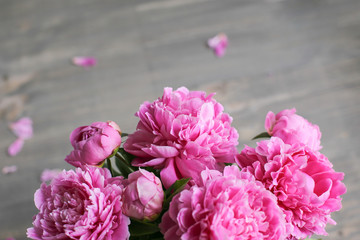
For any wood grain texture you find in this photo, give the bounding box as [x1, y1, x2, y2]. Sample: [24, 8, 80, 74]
[0, 0, 359, 239]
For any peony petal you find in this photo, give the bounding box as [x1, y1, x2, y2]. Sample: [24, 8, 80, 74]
[9, 117, 33, 139]
[132, 157, 166, 167]
[72, 56, 97, 67]
[142, 144, 179, 158]
[265, 111, 276, 133]
[207, 33, 228, 57]
[160, 158, 181, 188]
[8, 138, 24, 156]
[2, 165, 18, 174]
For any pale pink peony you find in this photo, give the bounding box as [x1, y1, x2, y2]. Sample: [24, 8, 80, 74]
[122, 169, 164, 221]
[236, 137, 346, 239]
[124, 87, 239, 188]
[65, 121, 121, 167]
[265, 108, 322, 151]
[27, 166, 130, 240]
[159, 165, 288, 240]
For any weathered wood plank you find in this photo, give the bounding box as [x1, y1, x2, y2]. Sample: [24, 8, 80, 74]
[0, 0, 359, 239]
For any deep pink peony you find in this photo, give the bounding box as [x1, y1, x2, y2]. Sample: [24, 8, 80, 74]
[159, 165, 288, 240]
[65, 121, 121, 167]
[236, 137, 346, 239]
[122, 169, 164, 221]
[124, 87, 239, 188]
[27, 166, 130, 240]
[265, 108, 322, 151]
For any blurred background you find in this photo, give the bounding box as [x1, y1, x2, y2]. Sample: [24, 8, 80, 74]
[1, 0, 359, 239]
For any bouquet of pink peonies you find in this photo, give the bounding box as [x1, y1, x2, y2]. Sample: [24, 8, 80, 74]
[27, 87, 346, 240]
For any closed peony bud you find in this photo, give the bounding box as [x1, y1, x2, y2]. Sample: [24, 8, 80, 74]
[65, 121, 121, 167]
[122, 169, 164, 221]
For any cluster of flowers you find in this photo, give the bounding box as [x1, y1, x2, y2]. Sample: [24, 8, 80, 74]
[27, 87, 346, 240]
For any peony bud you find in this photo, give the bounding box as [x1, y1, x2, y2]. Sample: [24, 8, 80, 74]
[107, 120, 121, 134]
[265, 108, 322, 151]
[65, 121, 121, 167]
[122, 169, 164, 221]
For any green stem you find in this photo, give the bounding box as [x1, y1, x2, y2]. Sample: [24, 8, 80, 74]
[107, 158, 114, 176]
[115, 152, 123, 161]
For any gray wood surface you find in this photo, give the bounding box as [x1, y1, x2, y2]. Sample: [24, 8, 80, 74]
[1, 0, 359, 239]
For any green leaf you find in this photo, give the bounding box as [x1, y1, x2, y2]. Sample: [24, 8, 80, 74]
[106, 158, 114, 176]
[144, 167, 161, 177]
[224, 163, 234, 166]
[121, 132, 129, 137]
[102, 160, 109, 169]
[163, 178, 190, 210]
[106, 158, 122, 177]
[251, 131, 271, 140]
[115, 155, 135, 178]
[129, 218, 160, 237]
[117, 148, 135, 165]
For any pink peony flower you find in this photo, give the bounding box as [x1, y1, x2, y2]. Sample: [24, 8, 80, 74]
[122, 169, 164, 221]
[65, 121, 121, 167]
[27, 166, 130, 240]
[265, 108, 321, 150]
[236, 137, 346, 239]
[124, 87, 239, 188]
[207, 33, 228, 57]
[159, 165, 288, 240]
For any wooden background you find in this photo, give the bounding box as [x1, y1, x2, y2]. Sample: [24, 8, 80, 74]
[0, 0, 359, 239]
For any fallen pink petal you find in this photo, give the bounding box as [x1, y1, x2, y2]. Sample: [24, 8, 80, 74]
[72, 56, 97, 67]
[40, 168, 62, 182]
[9, 117, 33, 140]
[8, 138, 25, 156]
[2, 165, 18, 174]
[207, 33, 228, 57]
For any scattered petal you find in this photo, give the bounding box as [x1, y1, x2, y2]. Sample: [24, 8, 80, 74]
[40, 169, 62, 182]
[72, 56, 97, 68]
[2, 165, 18, 174]
[9, 117, 33, 139]
[207, 33, 228, 57]
[8, 138, 25, 156]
